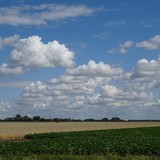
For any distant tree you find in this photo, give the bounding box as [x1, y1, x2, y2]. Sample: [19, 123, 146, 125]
[33, 116, 41, 121]
[110, 117, 121, 122]
[40, 118, 45, 121]
[84, 119, 95, 122]
[53, 118, 60, 123]
[101, 118, 108, 122]
[14, 114, 22, 121]
[22, 115, 31, 121]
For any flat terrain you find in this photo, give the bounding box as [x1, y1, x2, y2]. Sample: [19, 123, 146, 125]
[1, 127, 160, 157]
[0, 122, 160, 140]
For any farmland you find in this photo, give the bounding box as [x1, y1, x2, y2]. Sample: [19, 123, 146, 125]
[0, 126, 160, 159]
[0, 122, 160, 140]
[0, 123, 160, 159]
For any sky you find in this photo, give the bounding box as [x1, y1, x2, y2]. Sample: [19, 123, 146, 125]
[0, 0, 160, 120]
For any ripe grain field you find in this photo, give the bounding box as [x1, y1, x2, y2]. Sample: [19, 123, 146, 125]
[0, 122, 160, 140]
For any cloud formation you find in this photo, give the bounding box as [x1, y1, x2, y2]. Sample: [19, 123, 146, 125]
[0, 35, 75, 76]
[13, 57, 160, 119]
[0, 63, 23, 76]
[0, 35, 20, 50]
[108, 40, 133, 54]
[131, 59, 160, 79]
[1, 34, 160, 119]
[0, 102, 11, 112]
[136, 35, 160, 50]
[66, 60, 123, 77]
[108, 35, 160, 54]
[11, 36, 75, 68]
[119, 40, 133, 54]
[0, 4, 95, 26]
[15, 60, 123, 114]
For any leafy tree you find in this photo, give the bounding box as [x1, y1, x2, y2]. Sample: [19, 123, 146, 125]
[22, 115, 31, 121]
[110, 117, 121, 122]
[33, 116, 41, 121]
[101, 118, 108, 121]
[14, 114, 22, 121]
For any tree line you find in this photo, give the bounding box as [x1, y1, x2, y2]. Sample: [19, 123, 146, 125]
[0, 114, 159, 122]
[0, 114, 125, 122]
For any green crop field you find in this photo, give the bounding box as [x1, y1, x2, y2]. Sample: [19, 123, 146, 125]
[0, 126, 160, 159]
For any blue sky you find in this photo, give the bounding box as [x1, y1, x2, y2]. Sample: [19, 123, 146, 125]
[0, 0, 160, 120]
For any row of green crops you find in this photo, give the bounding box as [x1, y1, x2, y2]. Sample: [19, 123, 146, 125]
[0, 126, 160, 156]
[1, 155, 160, 160]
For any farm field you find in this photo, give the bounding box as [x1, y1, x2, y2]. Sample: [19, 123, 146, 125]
[0, 126, 160, 158]
[0, 122, 160, 140]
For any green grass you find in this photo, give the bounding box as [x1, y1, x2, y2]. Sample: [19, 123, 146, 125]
[0, 155, 160, 160]
[0, 127, 160, 156]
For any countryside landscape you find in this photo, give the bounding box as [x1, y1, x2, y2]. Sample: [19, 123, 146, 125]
[0, 121, 160, 160]
[0, 115, 160, 159]
[0, 0, 160, 159]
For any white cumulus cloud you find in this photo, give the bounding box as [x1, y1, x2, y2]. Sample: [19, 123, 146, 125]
[101, 85, 119, 97]
[0, 35, 75, 76]
[13, 57, 160, 119]
[119, 40, 133, 54]
[136, 35, 160, 50]
[66, 60, 123, 77]
[0, 63, 23, 76]
[108, 40, 133, 54]
[11, 36, 75, 68]
[131, 59, 160, 79]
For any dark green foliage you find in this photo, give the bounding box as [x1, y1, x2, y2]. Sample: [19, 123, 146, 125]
[0, 127, 160, 156]
[1, 155, 160, 160]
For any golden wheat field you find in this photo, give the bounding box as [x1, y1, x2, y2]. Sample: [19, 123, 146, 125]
[0, 122, 160, 140]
